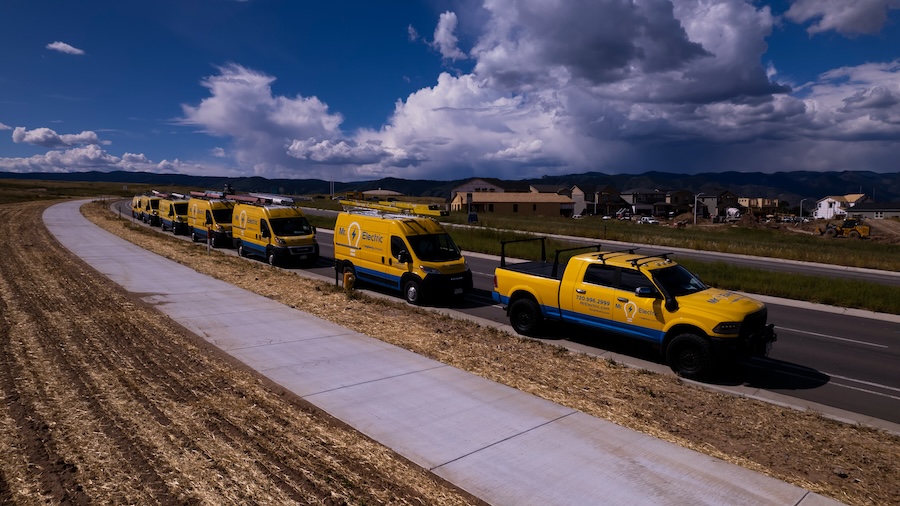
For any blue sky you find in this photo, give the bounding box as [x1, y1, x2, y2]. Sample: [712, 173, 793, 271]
[2, 1, 899, 182]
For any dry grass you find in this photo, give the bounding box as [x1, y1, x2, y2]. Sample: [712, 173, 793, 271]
[81, 201, 900, 506]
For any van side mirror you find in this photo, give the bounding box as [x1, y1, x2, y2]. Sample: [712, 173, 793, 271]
[397, 251, 411, 263]
[205, 218, 212, 226]
[261, 229, 270, 238]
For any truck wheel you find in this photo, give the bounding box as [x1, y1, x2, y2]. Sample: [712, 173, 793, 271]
[824, 228, 837, 238]
[509, 299, 542, 336]
[848, 230, 860, 239]
[404, 279, 422, 305]
[267, 249, 277, 266]
[666, 333, 712, 380]
[191, 231, 199, 242]
[237, 242, 246, 257]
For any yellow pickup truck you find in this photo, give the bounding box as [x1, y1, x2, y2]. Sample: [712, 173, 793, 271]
[492, 238, 776, 379]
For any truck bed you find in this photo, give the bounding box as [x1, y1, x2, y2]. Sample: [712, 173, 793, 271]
[499, 261, 565, 281]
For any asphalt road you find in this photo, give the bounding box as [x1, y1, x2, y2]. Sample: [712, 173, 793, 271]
[113, 202, 900, 428]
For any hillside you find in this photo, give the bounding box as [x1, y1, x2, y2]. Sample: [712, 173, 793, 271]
[3, 170, 899, 206]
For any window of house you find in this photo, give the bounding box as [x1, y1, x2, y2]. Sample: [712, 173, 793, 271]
[513, 204, 519, 212]
[488, 204, 494, 212]
[875, 211, 884, 219]
[533, 204, 537, 211]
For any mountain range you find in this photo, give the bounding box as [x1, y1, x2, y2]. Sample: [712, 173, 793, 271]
[3, 170, 899, 208]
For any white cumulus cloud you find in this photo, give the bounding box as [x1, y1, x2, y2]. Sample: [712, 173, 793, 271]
[12, 127, 104, 148]
[432, 11, 467, 60]
[46, 41, 85, 55]
[785, 0, 900, 36]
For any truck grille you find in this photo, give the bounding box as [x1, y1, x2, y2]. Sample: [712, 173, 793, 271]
[739, 308, 767, 339]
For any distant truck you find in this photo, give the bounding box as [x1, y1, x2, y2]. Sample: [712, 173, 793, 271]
[492, 238, 776, 379]
[187, 192, 235, 248]
[231, 201, 318, 266]
[158, 196, 190, 235]
[333, 210, 472, 304]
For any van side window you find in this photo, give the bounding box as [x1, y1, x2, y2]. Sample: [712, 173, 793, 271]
[205, 210, 212, 225]
[260, 220, 270, 237]
[583, 264, 616, 287]
[390, 236, 407, 258]
[619, 269, 653, 291]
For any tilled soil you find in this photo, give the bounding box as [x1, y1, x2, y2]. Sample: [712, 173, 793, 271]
[0, 200, 482, 505]
[2, 199, 899, 505]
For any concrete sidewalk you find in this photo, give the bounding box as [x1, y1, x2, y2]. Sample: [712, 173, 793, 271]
[45, 200, 842, 506]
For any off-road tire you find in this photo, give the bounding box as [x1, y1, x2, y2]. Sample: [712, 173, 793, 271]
[509, 298, 543, 336]
[824, 228, 837, 238]
[666, 333, 712, 379]
[848, 230, 861, 239]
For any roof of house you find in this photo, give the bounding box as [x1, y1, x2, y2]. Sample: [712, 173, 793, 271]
[454, 192, 573, 204]
[851, 202, 900, 211]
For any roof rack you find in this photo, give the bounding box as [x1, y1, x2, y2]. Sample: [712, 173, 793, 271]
[594, 248, 637, 263]
[629, 253, 673, 268]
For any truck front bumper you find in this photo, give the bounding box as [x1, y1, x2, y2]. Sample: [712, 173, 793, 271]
[710, 324, 777, 358]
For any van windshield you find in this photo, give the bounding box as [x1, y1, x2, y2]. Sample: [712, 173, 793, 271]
[149, 200, 160, 209]
[211, 209, 233, 223]
[651, 265, 708, 297]
[270, 217, 313, 236]
[406, 233, 461, 262]
[174, 203, 188, 214]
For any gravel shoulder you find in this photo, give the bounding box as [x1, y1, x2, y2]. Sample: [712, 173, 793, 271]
[1, 199, 898, 505]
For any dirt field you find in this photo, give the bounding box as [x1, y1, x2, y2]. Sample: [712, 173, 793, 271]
[1, 199, 899, 505]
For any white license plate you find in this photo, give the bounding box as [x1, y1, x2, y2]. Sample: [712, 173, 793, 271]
[454, 288, 463, 295]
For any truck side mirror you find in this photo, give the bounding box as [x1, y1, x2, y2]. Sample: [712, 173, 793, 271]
[261, 229, 270, 238]
[397, 251, 411, 263]
[634, 286, 658, 298]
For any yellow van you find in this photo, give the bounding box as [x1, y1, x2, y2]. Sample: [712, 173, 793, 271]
[333, 211, 472, 304]
[131, 195, 143, 219]
[158, 198, 190, 235]
[187, 197, 234, 248]
[138, 195, 162, 226]
[231, 203, 318, 266]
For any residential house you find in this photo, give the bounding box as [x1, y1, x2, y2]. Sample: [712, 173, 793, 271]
[739, 197, 780, 218]
[449, 178, 530, 200]
[845, 202, 900, 220]
[619, 188, 668, 216]
[450, 191, 574, 217]
[814, 194, 867, 220]
[571, 185, 624, 216]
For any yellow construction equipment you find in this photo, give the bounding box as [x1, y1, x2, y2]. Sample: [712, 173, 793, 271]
[339, 199, 448, 217]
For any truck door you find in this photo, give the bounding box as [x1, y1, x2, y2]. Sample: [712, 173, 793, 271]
[612, 268, 665, 343]
[559, 263, 617, 330]
[385, 235, 413, 290]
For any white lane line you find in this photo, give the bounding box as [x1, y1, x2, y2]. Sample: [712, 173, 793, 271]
[830, 382, 900, 401]
[826, 372, 900, 394]
[778, 326, 888, 348]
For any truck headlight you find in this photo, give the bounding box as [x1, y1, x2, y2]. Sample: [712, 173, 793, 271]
[275, 237, 287, 246]
[419, 266, 441, 275]
[713, 322, 741, 335]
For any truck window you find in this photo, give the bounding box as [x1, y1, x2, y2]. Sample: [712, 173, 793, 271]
[211, 208, 233, 223]
[583, 264, 617, 287]
[270, 217, 312, 236]
[619, 269, 654, 291]
[651, 265, 708, 296]
[390, 236, 408, 258]
[150, 200, 160, 210]
[174, 203, 188, 214]
[406, 233, 461, 262]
